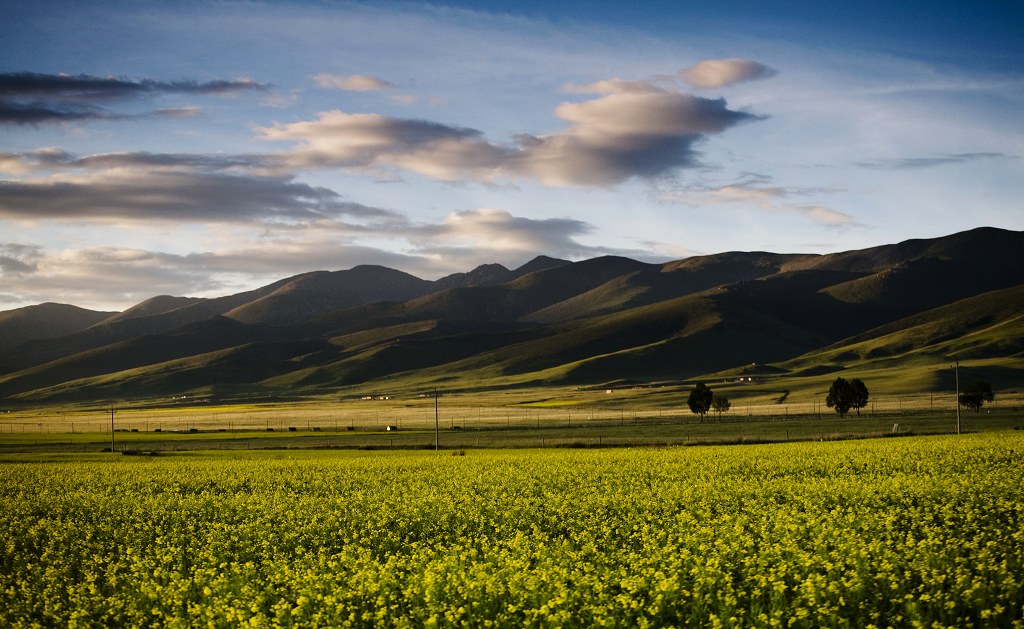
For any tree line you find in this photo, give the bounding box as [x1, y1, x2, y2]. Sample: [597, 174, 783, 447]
[686, 376, 995, 420]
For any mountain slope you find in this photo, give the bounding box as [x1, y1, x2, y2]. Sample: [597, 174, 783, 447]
[97, 295, 204, 326]
[0, 317, 282, 400]
[1, 226, 1022, 403]
[785, 283, 1024, 368]
[223, 266, 434, 326]
[0, 303, 116, 351]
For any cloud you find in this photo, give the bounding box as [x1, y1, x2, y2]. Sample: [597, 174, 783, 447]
[0, 204, 645, 310]
[0, 199, 665, 310]
[313, 73, 395, 92]
[792, 205, 860, 227]
[0, 168, 397, 225]
[0, 245, 233, 309]
[0, 236, 442, 310]
[0, 148, 75, 174]
[261, 83, 759, 186]
[853, 152, 1010, 170]
[0, 72, 267, 125]
[522, 89, 758, 186]
[681, 58, 777, 89]
[390, 94, 420, 106]
[0, 72, 267, 100]
[0, 100, 125, 125]
[0, 243, 42, 274]
[259, 111, 514, 179]
[153, 107, 203, 118]
[0, 102, 210, 125]
[261, 90, 301, 108]
[659, 178, 860, 228]
[412, 208, 592, 254]
[562, 79, 663, 94]
[0, 149, 274, 174]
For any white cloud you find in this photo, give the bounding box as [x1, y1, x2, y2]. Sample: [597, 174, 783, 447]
[795, 205, 860, 227]
[313, 73, 395, 91]
[561, 79, 664, 94]
[412, 208, 592, 254]
[681, 58, 776, 89]
[0, 203, 651, 310]
[259, 110, 512, 180]
[260, 80, 759, 186]
[659, 180, 860, 228]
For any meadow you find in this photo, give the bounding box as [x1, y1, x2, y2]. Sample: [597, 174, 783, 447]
[2, 387, 1021, 453]
[1, 433, 1022, 627]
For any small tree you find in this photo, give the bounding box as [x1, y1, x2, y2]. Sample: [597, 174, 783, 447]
[959, 381, 994, 412]
[826, 377, 854, 417]
[687, 382, 713, 422]
[850, 378, 869, 417]
[712, 396, 731, 421]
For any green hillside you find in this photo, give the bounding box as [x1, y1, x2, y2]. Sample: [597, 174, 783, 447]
[1, 227, 1021, 406]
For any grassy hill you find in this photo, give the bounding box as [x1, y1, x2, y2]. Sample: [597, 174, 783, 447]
[1, 226, 1021, 406]
[0, 303, 115, 351]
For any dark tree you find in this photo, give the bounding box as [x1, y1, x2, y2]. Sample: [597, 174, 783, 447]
[826, 377, 854, 417]
[687, 382, 714, 422]
[850, 378, 869, 416]
[712, 396, 731, 420]
[959, 381, 994, 412]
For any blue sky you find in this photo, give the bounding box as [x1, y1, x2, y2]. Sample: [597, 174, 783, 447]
[1, 0, 1022, 310]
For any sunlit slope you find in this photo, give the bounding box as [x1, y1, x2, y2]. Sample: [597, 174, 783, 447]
[1, 227, 1022, 403]
[0, 317, 276, 400]
[759, 284, 1024, 391]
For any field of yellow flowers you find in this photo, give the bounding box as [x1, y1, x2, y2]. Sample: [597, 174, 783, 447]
[2, 434, 1022, 627]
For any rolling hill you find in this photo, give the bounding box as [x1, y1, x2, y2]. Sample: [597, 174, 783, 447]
[0, 303, 116, 351]
[1, 226, 1021, 405]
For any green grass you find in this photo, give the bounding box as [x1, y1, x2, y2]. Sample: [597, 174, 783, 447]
[2, 400, 1019, 453]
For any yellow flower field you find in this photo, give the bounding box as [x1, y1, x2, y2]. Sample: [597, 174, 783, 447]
[1, 434, 1022, 627]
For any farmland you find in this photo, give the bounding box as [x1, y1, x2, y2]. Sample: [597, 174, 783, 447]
[1, 385, 1021, 453]
[2, 433, 1022, 627]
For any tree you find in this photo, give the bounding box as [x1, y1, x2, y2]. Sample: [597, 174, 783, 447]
[687, 382, 713, 422]
[959, 381, 994, 412]
[850, 378, 869, 417]
[825, 377, 854, 417]
[712, 396, 731, 421]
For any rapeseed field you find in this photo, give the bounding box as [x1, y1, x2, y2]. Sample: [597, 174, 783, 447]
[1, 434, 1021, 627]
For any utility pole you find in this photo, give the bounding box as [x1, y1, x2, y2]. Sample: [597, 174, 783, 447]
[954, 360, 961, 435]
[434, 388, 439, 451]
[110, 406, 115, 453]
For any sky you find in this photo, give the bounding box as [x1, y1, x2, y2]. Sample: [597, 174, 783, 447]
[1, 0, 1022, 311]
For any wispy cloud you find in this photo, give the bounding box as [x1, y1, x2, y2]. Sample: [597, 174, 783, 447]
[0, 72, 267, 99]
[562, 79, 664, 94]
[0, 72, 268, 125]
[410, 208, 592, 254]
[680, 58, 777, 89]
[853, 152, 1010, 170]
[0, 168, 395, 226]
[658, 177, 860, 228]
[0, 148, 270, 174]
[313, 73, 395, 92]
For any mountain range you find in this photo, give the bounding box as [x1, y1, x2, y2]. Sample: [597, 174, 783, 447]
[1, 226, 1022, 405]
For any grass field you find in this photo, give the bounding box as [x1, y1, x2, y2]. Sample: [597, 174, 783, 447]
[1, 386, 1020, 453]
[2, 434, 1022, 627]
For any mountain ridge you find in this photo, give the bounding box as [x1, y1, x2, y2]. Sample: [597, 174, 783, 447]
[1, 226, 1021, 403]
